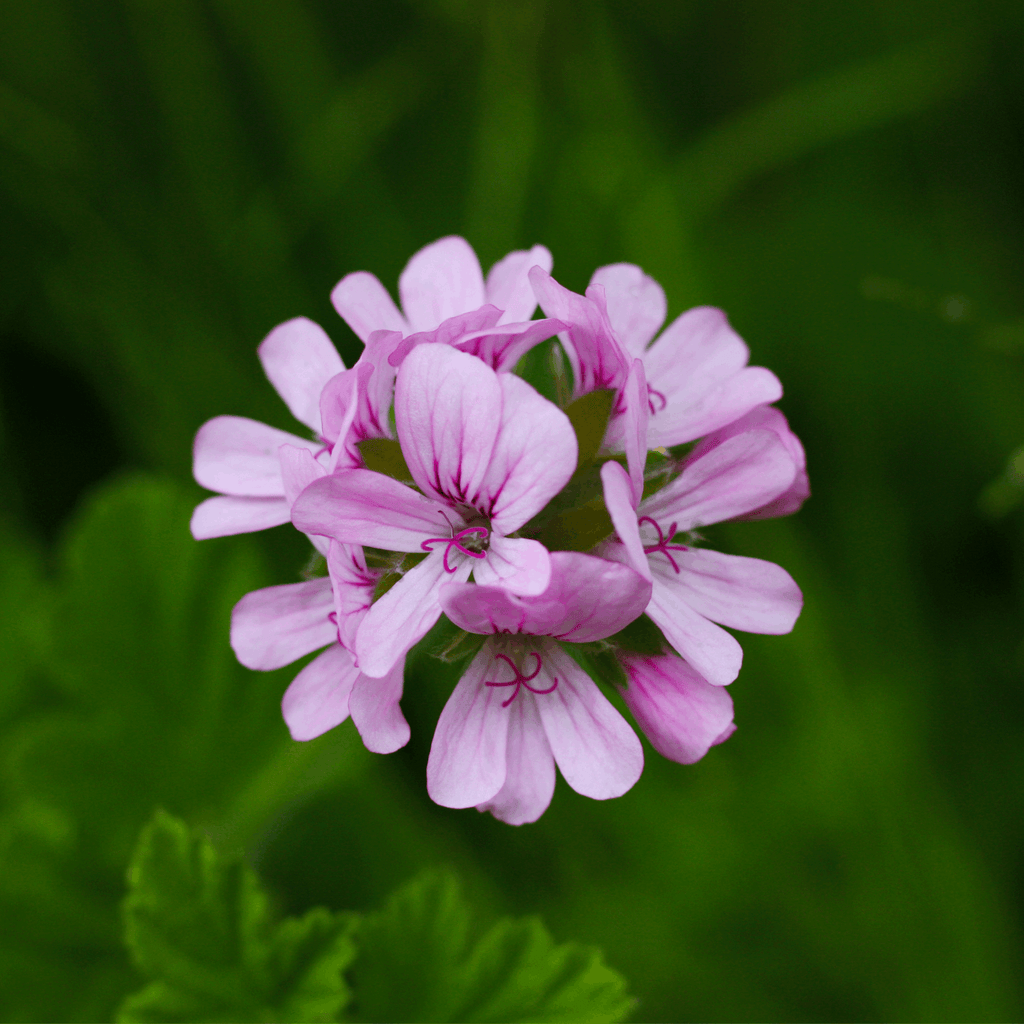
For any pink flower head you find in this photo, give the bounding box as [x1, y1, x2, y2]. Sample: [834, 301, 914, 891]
[230, 541, 410, 754]
[600, 425, 803, 687]
[331, 235, 554, 340]
[291, 344, 579, 678]
[428, 552, 651, 825]
[190, 317, 346, 540]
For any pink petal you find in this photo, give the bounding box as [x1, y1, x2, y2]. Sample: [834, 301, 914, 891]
[348, 657, 410, 753]
[395, 345, 501, 506]
[670, 547, 802, 634]
[481, 372, 577, 534]
[231, 578, 336, 670]
[600, 462, 650, 580]
[640, 429, 797, 529]
[190, 495, 290, 539]
[355, 550, 473, 678]
[318, 367, 363, 449]
[619, 652, 734, 764]
[485, 244, 553, 325]
[588, 263, 666, 356]
[689, 405, 809, 520]
[439, 580, 541, 637]
[327, 541, 376, 652]
[476, 694, 555, 824]
[281, 644, 358, 741]
[472, 535, 551, 596]
[646, 571, 743, 686]
[535, 643, 643, 799]
[258, 317, 345, 434]
[355, 330, 403, 440]
[193, 416, 315, 497]
[529, 267, 629, 395]
[278, 444, 327, 506]
[453, 318, 565, 373]
[426, 644, 510, 808]
[398, 236, 486, 332]
[331, 271, 408, 342]
[291, 469, 446, 552]
[619, 358, 649, 504]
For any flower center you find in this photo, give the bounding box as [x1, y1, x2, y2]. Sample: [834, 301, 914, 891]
[421, 511, 491, 573]
[638, 516, 688, 573]
[484, 652, 558, 707]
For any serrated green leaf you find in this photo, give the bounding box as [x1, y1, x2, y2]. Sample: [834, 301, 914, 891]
[565, 389, 615, 472]
[348, 870, 632, 1024]
[357, 438, 413, 482]
[119, 810, 356, 1024]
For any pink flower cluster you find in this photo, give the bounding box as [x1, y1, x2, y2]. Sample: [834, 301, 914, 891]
[192, 236, 807, 824]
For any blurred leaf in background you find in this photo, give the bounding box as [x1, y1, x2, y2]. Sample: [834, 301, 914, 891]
[2, 0, 1024, 1021]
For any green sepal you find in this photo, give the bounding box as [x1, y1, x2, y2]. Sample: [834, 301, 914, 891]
[531, 497, 614, 553]
[606, 613, 670, 656]
[357, 438, 413, 482]
[373, 551, 428, 601]
[118, 810, 356, 1024]
[565, 389, 616, 475]
[566, 643, 630, 691]
[423, 615, 486, 667]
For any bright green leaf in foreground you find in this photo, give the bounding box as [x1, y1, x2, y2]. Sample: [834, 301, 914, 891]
[347, 870, 633, 1024]
[119, 810, 356, 1024]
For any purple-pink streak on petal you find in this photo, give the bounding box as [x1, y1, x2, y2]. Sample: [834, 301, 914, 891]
[331, 271, 408, 342]
[485, 244, 553, 325]
[453, 318, 565, 373]
[281, 644, 359, 741]
[619, 651, 735, 764]
[399, 236, 486, 332]
[476, 692, 555, 825]
[190, 495, 290, 539]
[588, 263, 666, 357]
[427, 645, 510, 807]
[535, 642, 643, 799]
[600, 462, 651, 581]
[387, 306, 503, 367]
[258, 317, 345, 434]
[231, 578, 336, 670]
[473, 535, 552, 596]
[193, 416, 317, 497]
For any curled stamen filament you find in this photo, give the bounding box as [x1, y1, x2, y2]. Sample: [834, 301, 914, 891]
[638, 516, 689, 574]
[647, 385, 667, 414]
[485, 652, 558, 707]
[421, 525, 490, 573]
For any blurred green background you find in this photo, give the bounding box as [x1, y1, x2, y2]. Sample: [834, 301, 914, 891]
[2, 0, 1024, 1020]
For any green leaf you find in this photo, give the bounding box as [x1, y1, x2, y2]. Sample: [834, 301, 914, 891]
[357, 438, 413, 482]
[348, 870, 632, 1023]
[119, 809, 356, 1024]
[565, 389, 615, 472]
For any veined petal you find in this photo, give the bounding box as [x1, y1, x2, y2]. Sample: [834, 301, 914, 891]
[473, 535, 551, 596]
[258, 317, 345, 434]
[476, 695, 555, 824]
[395, 345, 501, 505]
[349, 658, 410, 754]
[193, 416, 315, 497]
[536, 643, 643, 799]
[331, 271, 408, 342]
[600, 462, 650, 580]
[485, 244, 553, 325]
[669, 548, 803, 634]
[453, 318, 565, 373]
[483, 373, 577, 534]
[647, 571, 742, 686]
[231, 578, 336, 670]
[190, 495, 290, 539]
[278, 444, 327, 506]
[291, 469, 446, 551]
[327, 541, 376, 651]
[399, 236, 486, 332]
[589, 263, 666, 356]
[387, 306, 503, 367]
[619, 358, 649, 504]
[619, 652, 735, 764]
[427, 644, 509, 808]
[640, 429, 797, 529]
[355, 550, 473, 678]
[281, 644, 358, 741]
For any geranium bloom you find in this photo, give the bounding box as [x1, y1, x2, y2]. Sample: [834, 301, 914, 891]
[429, 552, 651, 825]
[230, 541, 409, 754]
[291, 344, 578, 677]
[600, 428, 803, 686]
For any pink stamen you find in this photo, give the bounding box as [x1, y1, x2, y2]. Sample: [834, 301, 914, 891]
[485, 652, 558, 707]
[638, 516, 688, 573]
[647, 385, 667, 414]
[421, 515, 490, 573]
